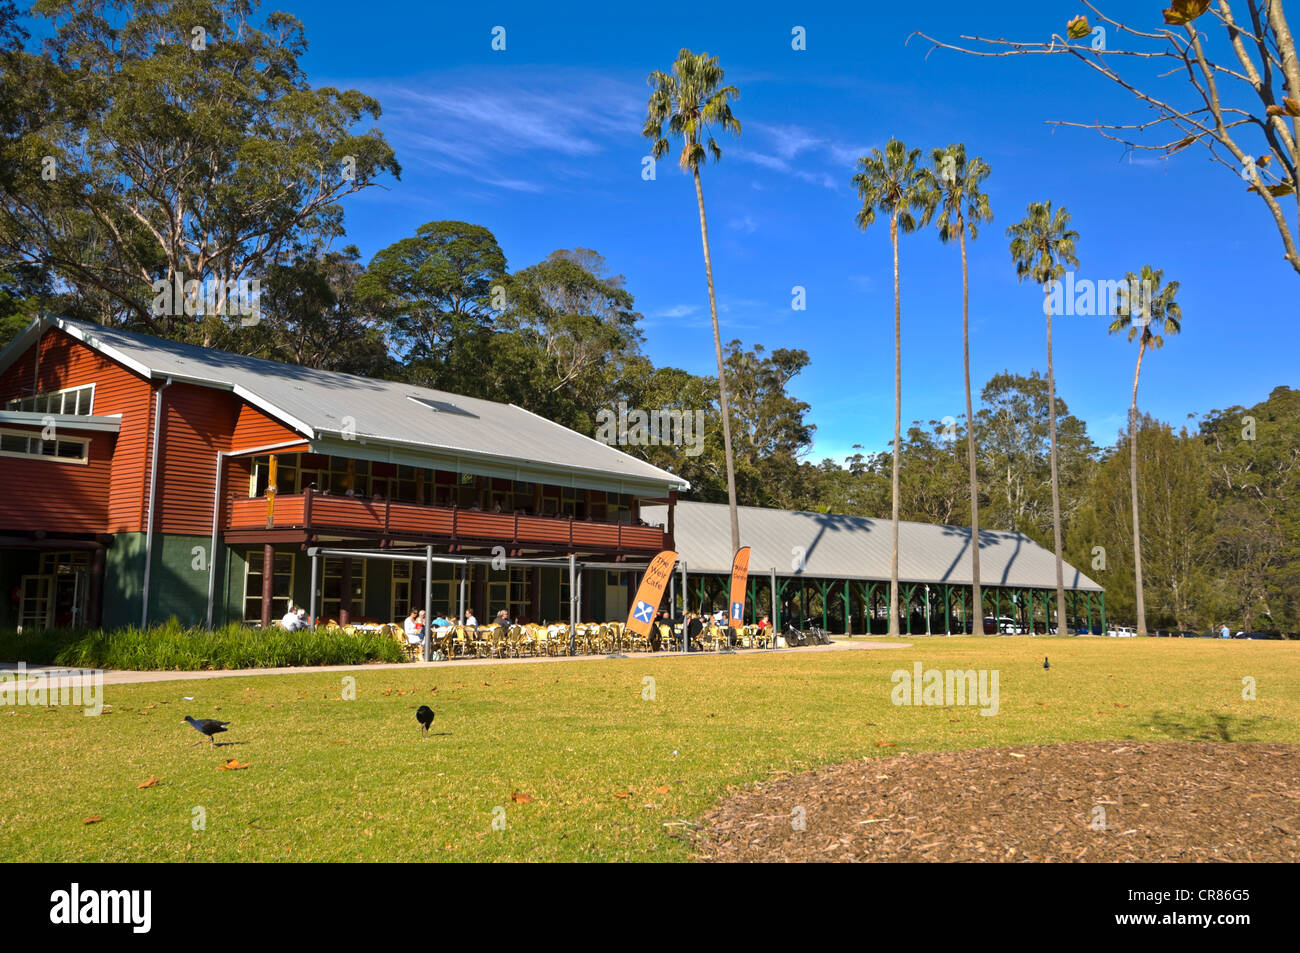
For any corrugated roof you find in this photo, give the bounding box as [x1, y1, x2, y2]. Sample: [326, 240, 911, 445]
[4, 317, 688, 495]
[643, 501, 1103, 591]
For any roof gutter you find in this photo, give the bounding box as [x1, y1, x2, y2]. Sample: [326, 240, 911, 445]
[140, 376, 172, 629]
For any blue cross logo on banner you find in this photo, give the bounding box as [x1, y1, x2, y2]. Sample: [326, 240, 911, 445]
[731, 601, 743, 621]
[633, 601, 655, 624]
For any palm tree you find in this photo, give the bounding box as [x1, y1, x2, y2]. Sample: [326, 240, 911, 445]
[853, 139, 936, 638]
[644, 49, 743, 554]
[931, 144, 993, 634]
[1110, 264, 1181, 638]
[1007, 202, 1079, 636]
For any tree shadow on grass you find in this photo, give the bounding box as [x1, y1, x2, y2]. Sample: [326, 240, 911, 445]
[1141, 710, 1270, 743]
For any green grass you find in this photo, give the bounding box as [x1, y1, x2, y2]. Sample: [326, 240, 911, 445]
[0, 618, 404, 670]
[2, 637, 1296, 861]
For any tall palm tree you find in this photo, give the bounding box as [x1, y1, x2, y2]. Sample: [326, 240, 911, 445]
[1007, 202, 1079, 636]
[931, 144, 993, 634]
[644, 49, 743, 554]
[1110, 264, 1181, 638]
[853, 139, 936, 638]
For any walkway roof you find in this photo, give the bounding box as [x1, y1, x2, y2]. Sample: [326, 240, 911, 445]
[642, 501, 1103, 592]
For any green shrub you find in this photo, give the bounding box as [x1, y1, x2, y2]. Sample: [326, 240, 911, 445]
[0, 619, 404, 670]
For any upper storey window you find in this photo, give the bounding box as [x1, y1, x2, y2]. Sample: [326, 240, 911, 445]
[6, 384, 95, 416]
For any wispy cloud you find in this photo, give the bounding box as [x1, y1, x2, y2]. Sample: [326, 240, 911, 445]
[729, 214, 758, 234]
[652, 304, 701, 319]
[365, 68, 644, 194]
[731, 122, 874, 190]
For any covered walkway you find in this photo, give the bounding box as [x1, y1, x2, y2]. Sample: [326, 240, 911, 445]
[642, 502, 1106, 635]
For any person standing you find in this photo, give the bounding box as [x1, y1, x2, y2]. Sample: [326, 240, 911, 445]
[685, 610, 703, 652]
[1220, 622, 1231, 639]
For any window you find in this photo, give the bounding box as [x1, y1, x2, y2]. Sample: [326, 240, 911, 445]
[250, 454, 301, 496]
[457, 472, 478, 508]
[392, 560, 457, 621]
[6, 384, 95, 416]
[561, 487, 583, 518]
[321, 557, 365, 621]
[0, 429, 88, 464]
[243, 550, 294, 623]
[488, 567, 531, 620]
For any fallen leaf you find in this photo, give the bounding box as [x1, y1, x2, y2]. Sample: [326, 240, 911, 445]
[614, 791, 630, 799]
[136, 776, 159, 789]
[217, 759, 250, 771]
[876, 741, 897, 748]
[83, 816, 104, 825]
[510, 791, 533, 803]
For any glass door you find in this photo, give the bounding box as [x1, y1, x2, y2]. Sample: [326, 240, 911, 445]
[18, 575, 53, 631]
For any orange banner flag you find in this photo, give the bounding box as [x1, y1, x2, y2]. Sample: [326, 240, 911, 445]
[728, 546, 751, 629]
[625, 550, 679, 638]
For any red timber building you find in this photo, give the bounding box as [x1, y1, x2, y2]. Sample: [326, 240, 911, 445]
[0, 317, 686, 631]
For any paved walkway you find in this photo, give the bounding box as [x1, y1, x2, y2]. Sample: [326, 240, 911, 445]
[1, 638, 911, 687]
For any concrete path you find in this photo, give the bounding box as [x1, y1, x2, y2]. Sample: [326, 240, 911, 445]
[1, 638, 911, 687]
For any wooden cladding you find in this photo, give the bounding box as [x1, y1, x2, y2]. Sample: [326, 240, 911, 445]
[226, 492, 666, 552]
[154, 382, 236, 535]
[232, 402, 303, 449]
[0, 328, 153, 533]
[0, 425, 113, 532]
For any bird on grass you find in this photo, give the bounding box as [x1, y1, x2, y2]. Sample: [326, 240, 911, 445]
[415, 705, 435, 736]
[1043, 656, 1050, 670]
[184, 715, 230, 746]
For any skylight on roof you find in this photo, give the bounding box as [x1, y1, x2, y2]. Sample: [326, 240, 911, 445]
[406, 395, 478, 418]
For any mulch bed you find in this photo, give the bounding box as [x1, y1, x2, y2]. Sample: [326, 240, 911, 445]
[693, 742, 1300, 862]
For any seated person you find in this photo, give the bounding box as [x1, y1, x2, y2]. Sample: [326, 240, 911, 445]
[430, 612, 452, 628]
[494, 609, 512, 629]
[403, 610, 421, 644]
[282, 606, 306, 631]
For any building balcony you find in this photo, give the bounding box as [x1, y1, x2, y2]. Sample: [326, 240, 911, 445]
[223, 489, 669, 553]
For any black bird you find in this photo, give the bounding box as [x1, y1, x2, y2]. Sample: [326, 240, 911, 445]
[415, 705, 435, 735]
[1043, 656, 1050, 670]
[184, 715, 230, 746]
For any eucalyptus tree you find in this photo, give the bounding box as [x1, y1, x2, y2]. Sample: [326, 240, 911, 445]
[643, 48, 743, 554]
[853, 138, 936, 637]
[1110, 264, 1182, 637]
[0, 0, 400, 340]
[931, 143, 993, 632]
[1007, 202, 1079, 634]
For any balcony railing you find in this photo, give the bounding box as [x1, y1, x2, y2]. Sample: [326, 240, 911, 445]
[225, 489, 668, 551]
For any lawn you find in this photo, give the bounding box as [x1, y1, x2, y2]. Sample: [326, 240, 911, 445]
[1, 637, 1296, 862]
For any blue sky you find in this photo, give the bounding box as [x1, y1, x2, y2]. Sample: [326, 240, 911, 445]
[38, 1, 1300, 462]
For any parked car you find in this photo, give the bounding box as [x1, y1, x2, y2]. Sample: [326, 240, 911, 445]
[1235, 631, 1284, 640]
[1105, 625, 1137, 638]
[983, 615, 1025, 634]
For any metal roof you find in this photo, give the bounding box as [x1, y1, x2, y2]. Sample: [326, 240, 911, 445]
[1, 317, 688, 496]
[642, 501, 1103, 591]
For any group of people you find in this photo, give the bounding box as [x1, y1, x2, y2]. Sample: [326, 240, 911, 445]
[653, 609, 771, 651]
[404, 608, 522, 648]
